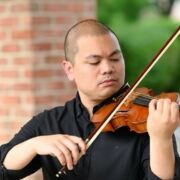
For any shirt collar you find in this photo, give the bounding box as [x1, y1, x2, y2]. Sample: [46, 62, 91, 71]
[75, 92, 87, 118]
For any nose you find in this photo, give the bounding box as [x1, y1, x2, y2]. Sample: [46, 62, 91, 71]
[100, 59, 114, 75]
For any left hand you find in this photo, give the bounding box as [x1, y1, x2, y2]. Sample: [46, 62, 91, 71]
[147, 98, 180, 140]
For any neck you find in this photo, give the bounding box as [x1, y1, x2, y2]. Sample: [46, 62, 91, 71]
[78, 84, 130, 117]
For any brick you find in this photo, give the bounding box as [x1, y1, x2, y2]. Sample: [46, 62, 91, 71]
[13, 57, 35, 65]
[0, 132, 11, 143]
[12, 83, 35, 91]
[56, 93, 75, 103]
[0, 109, 9, 116]
[0, 4, 96, 180]
[37, 30, 62, 37]
[1, 121, 21, 133]
[11, 4, 39, 12]
[0, 31, 6, 40]
[0, 17, 18, 27]
[0, 58, 7, 64]
[15, 109, 33, 117]
[70, 82, 76, 89]
[11, 121, 22, 131]
[43, 4, 66, 12]
[12, 30, 36, 39]
[48, 82, 65, 90]
[26, 95, 35, 104]
[27, 95, 54, 105]
[34, 69, 54, 77]
[2, 44, 20, 52]
[25, 69, 53, 78]
[20, 16, 51, 26]
[56, 17, 72, 24]
[20, 16, 32, 25]
[28, 43, 52, 51]
[53, 69, 66, 76]
[87, 4, 96, 12]
[0, 70, 19, 78]
[67, 3, 84, 12]
[24, 70, 33, 78]
[11, 4, 30, 12]
[0, 5, 5, 12]
[45, 56, 61, 64]
[35, 96, 54, 104]
[0, 82, 35, 91]
[0, 83, 11, 90]
[0, 95, 21, 105]
[44, 3, 84, 13]
[32, 17, 51, 24]
[55, 43, 64, 50]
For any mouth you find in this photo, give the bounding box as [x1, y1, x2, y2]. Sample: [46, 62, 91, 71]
[99, 79, 117, 87]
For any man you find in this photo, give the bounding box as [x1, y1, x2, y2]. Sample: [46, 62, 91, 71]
[0, 19, 180, 180]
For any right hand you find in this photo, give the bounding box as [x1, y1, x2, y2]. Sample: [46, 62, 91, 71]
[31, 134, 86, 170]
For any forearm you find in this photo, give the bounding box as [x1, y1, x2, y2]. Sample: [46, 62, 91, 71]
[3, 138, 37, 170]
[150, 138, 175, 179]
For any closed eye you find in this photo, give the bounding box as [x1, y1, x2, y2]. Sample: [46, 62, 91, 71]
[110, 58, 120, 61]
[86, 56, 101, 65]
[89, 61, 100, 65]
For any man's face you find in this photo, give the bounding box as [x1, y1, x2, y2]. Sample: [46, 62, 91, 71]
[64, 33, 125, 103]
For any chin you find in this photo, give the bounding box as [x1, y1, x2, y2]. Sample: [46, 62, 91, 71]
[99, 88, 118, 100]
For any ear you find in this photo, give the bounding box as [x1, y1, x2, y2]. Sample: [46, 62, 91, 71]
[61, 60, 74, 81]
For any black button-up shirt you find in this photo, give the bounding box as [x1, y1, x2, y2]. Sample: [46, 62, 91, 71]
[0, 90, 180, 180]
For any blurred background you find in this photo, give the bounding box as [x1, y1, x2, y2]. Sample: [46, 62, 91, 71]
[99, 0, 180, 93]
[0, 0, 179, 179]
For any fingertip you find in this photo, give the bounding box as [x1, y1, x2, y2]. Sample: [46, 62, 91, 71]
[67, 164, 74, 170]
[149, 99, 156, 111]
[61, 161, 66, 166]
[82, 149, 86, 155]
[150, 99, 157, 104]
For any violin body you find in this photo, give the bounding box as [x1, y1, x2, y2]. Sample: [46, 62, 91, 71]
[92, 87, 179, 133]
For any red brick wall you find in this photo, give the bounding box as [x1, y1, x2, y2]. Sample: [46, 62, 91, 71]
[0, 0, 96, 179]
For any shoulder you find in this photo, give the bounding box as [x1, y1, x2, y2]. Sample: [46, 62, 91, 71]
[21, 97, 77, 134]
[34, 97, 76, 125]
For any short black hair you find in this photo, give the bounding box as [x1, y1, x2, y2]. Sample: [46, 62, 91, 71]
[64, 19, 119, 63]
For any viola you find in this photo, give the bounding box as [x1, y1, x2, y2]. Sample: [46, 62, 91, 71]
[92, 87, 180, 134]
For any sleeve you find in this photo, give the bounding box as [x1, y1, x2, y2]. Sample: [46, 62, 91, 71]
[0, 114, 44, 180]
[141, 135, 180, 180]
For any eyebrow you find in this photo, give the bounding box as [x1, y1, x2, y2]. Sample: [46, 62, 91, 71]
[85, 49, 122, 60]
[109, 49, 122, 57]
